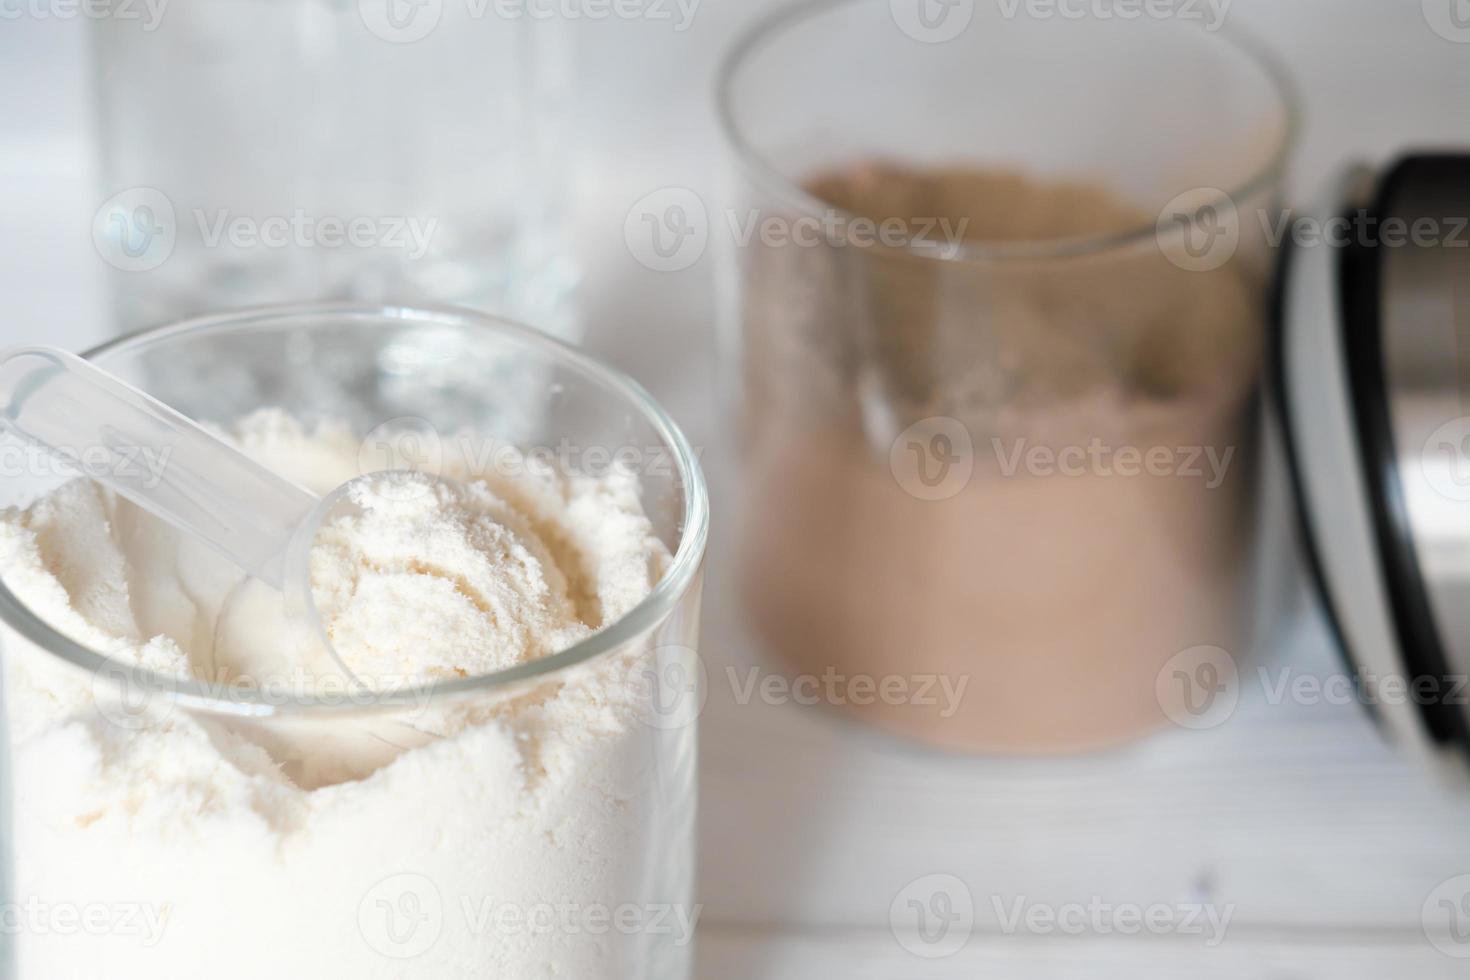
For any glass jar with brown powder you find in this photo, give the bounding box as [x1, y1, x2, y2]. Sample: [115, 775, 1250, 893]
[717, 0, 1297, 752]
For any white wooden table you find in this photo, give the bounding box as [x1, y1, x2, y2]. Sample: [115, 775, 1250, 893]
[695, 544, 1470, 977]
[5, 4, 1470, 976]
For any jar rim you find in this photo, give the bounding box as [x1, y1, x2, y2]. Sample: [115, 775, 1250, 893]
[0, 302, 710, 718]
[714, 0, 1301, 264]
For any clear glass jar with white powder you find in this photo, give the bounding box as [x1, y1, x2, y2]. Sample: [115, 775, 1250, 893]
[0, 305, 708, 979]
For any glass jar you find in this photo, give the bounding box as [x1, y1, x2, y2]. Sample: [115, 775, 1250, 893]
[718, 0, 1296, 752]
[91, 3, 576, 338]
[0, 305, 707, 979]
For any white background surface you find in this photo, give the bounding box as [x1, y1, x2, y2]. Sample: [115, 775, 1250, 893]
[4, 1, 1470, 976]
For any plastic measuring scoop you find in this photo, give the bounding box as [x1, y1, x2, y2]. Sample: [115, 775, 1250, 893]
[0, 345, 320, 590]
[0, 345, 395, 685]
[0, 346, 466, 785]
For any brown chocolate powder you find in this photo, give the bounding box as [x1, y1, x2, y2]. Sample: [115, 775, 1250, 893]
[737, 164, 1266, 752]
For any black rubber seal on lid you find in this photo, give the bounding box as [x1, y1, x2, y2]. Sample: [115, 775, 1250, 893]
[1268, 229, 1370, 720]
[1340, 154, 1470, 749]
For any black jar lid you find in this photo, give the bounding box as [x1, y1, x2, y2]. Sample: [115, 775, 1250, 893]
[1276, 153, 1470, 773]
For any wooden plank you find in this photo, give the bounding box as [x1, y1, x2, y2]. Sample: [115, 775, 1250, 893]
[696, 551, 1470, 930]
[696, 928, 1468, 979]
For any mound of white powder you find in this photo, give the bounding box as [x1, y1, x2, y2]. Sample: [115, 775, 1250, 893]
[308, 474, 593, 683]
[0, 411, 695, 979]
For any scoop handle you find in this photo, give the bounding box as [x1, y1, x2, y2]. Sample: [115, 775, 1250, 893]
[0, 345, 318, 589]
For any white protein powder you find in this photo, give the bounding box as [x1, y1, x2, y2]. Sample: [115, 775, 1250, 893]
[0, 411, 692, 979]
